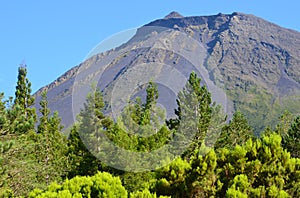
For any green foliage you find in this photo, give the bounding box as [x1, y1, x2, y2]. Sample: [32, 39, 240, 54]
[215, 111, 253, 150]
[205, 103, 227, 148]
[67, 124, 100, 178]
[216, 133, 300, 197]
[2, 133, 40, 196]
[225, 174, 249, 197]
[121, 172, 155, 193]
[168, 71, 213, 158]
[150, 133, 300, 198]
[228, 84, 300, 136]
[0, 68, 71, 196]
[187, 149, 221, 197]
[0, 67, 40, 196]
[9, 66, 37, 134]
[35, 91, 69, 186]
[0, 93, 9, 135]
[0, 140, 13, 197]
[1, 69, 300, 198]
[275, 111, 294, 138]
[282, 116, 300, 158]
[29, 172, 128, 198]
[154, 157, 191, 197]
[67, 88, 116, 178]
[130, 189, 170, 198]
[14, 67, 34, 108]
[107, 81, 172, 153]
[130, 189, 157, 198]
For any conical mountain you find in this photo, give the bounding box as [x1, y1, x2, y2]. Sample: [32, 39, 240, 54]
[34, 12, 300, 133]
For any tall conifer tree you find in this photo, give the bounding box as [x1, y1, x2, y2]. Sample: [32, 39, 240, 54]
[36, 91, 68, 186]
[168, 72, 213, 157]
[9, 65, 36, 134]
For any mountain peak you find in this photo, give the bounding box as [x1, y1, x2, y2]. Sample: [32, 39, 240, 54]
[34, 12, 300, 133]
[164, 11, 184, 19]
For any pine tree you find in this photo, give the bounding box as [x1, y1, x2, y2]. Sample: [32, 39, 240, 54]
[29, 172, 128, 198]
[168, 72, 213, 157]
[215, 111, 253, 150]
[205, 103, 227, 148]
[1, 67, 39, 196]
[35, 91, 68, 187]
[282, 116, 300, 158]
[3, 132, 38, 196]
[0, 140, 13, 197]
[154, 157, 191, 197]
[67, 88, 112, 178]
[111, 81, 171, 152]
[275, 110, 294, 138]
[68, 125, 102, 178]
[0, 93, 12, 194]
[9, 65, 36, 134]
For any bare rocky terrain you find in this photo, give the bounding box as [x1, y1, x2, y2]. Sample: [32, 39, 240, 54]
[34, 12, 300, 133]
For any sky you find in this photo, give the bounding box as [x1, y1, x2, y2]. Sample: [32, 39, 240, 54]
[0, 0, 299, 98]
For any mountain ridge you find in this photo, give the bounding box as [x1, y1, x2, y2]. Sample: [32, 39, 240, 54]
[33, 12, 300, 133]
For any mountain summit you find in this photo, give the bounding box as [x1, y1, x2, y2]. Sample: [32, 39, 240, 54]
[164, 11, 184, 19]
[34, 12, 300, 133]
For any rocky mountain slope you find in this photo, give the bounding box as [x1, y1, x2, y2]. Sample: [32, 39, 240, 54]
[34, 12, 300, 133]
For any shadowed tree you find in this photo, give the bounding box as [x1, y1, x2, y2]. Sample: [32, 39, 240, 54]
[215, 111, 253, 150]
[282, 116, 300, 158]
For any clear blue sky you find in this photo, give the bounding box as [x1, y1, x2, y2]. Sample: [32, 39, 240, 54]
[1, 0, 299, 98]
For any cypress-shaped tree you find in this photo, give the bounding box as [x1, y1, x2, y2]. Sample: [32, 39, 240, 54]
[9, 65, 36, 134]
[2, 67, 39, 196]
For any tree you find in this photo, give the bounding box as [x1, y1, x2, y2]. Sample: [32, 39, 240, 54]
[8, 66, 36, 134]
[168, 72, 213, 157]
[153, 157, 191, 197]
[0, 67, 39, 196]
[282, 116, 300, 158]
[67, 88, 112, 178]
[35, 91, 68, 187]
[187, 149, 220, 197]
[121, 171, 155, 193]
[216, 133, 300, 197]
[0, 93, 9, 135]
[275, 110, 294, 138]
[67, 124, 103, 178]
[29, 172, 128, 198]
[215, 111, 253, 150]
[205, 103, 227, 148]
[0, 140, 13, 197]
[151, 133, 300, 197]
[3, 132, 39, 196]
[109, 81, 171, 152]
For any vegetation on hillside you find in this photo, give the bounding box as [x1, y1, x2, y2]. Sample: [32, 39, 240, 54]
[0, 67, 299, 197]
